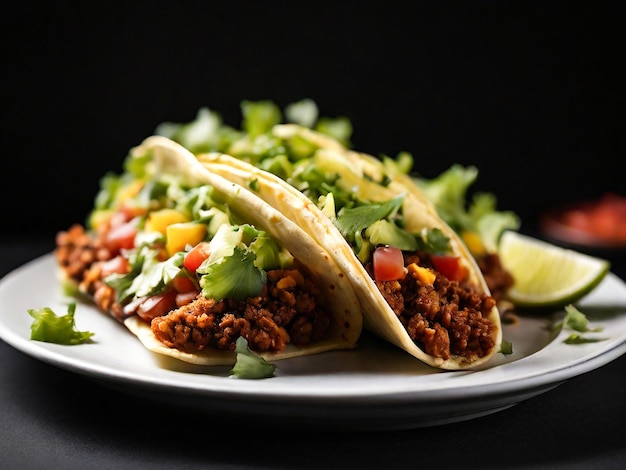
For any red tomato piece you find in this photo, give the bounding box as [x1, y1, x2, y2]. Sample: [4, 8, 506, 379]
[176, 290, 199, 307]
[171, 273, 197, 293]
[105, 221, 137, 253]
[373, 246, 406, 281]
[136, 290, 178, 322]
[183, 242, 211, 272]
[118, 204, 147, 222]
[430, 254, 468, 282]
[99, 255, 129, 277]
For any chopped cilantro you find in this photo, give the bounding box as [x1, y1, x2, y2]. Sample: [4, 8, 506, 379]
[554, 305, 607, 344]
[500, 340, 513, 355]
[416, 227, 451, 254]
[333, 195, 404, 242]
[229, 337, 276, 379]
[28, 303, 94, 345]
[199, 247, 266, 301]
[564, 334, 606, 345]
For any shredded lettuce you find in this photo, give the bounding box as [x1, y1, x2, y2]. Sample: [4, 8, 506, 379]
[241, 100, 283, 137]
[155, 107, 239, 155]
[285, 98, 318, 128]
[154, 101, 465, 264]
[153, 99, 519, 259]
[315, 116, 353, 147]
[414, 164, 520, 253]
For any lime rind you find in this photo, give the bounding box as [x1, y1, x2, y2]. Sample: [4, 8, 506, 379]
[498, 231, 611, 308]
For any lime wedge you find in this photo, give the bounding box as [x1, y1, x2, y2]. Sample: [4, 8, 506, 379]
[498, 230, 611, 308]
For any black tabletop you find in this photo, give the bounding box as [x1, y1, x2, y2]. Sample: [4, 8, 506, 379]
[1, 239, 625, 470]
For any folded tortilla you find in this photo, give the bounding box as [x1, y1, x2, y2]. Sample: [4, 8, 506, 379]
[56, 135, 362, 366]
[196, 128, 502, 370]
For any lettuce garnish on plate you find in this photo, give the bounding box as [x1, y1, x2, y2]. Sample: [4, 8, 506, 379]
[553, 304, 607, 344]
[230, 336, 276, 379]
[28, 303, 94, 345]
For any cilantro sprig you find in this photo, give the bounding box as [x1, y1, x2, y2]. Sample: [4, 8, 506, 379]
[28, 303, 94, 345]
[553, 304, 607, 344]
[229, 337, 276, 379]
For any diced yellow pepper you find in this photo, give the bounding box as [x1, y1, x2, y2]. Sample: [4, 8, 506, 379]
[116, 179, 144, 204]
[461, 231, 486, 257]
[276, 274, 297, 290]
[145, 209, 190, 235]
[166, 222, 207, 256]
[407, 263, 436, 285]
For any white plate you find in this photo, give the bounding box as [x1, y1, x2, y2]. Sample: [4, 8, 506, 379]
[1, 254, 626, 430]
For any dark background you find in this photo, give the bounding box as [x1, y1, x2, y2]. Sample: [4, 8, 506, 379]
[3, 1, 624, 241]
[2, 4, 626, 469]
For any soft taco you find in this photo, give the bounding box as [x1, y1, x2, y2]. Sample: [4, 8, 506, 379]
[196, 128, 503, 370]
[55, 135, 362, 367]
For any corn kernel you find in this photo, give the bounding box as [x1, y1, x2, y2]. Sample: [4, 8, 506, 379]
[276, 275, 297, 290]
[407, 263, 436, 285]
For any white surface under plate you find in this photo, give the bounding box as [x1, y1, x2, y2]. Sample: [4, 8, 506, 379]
[1, 253, 626, 430]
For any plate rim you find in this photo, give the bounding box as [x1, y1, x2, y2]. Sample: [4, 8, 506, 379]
[2, 252, 626, 412]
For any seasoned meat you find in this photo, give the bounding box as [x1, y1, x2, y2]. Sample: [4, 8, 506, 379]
[55, 224, 112, 283]
[371, 253, 498, 361]
[477, 253, 515, 301]
[55, 224, 127, 320]
[375, 279, 404, 317]
[151, 268, 329, 353]
[55, 222, 332, 354]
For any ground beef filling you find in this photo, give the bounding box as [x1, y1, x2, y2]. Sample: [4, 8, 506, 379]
[55, 223, 332, 354]
[55, 224, 128, 321]
[151, 269, 331, 354]
[476, 253, 515, 301]
[372, 253, 497, 361]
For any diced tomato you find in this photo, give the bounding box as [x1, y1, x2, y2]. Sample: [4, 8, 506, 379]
[99, 255, 129, 277]
[430, 254, 468, 282]
[171, 272, 197, 293]
[118, 204, 147, 221]
[176, 290, 199, 307]
[183, 242, 211, 272]
[105, 220, 137, 253]
[372, 246, 406, 281]
[136, 289, 178, 322]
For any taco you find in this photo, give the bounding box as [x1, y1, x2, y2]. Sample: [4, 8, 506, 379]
[197, 128, 502, 370]
[54, 135, 362, 367]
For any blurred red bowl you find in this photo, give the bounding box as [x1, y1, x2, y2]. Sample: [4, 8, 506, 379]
[540, 193, 626, 251]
